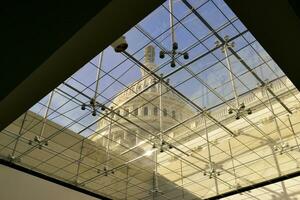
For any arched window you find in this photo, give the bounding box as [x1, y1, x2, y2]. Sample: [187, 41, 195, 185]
[144, 81, 148, 88]
[137, 85, 142, 92]
[163, 108, 167, 117]
[153, 107, 158, 116]
[144, 107, 148, 116]
[133, 108, 138, 116]
[151, 85, 156, 92]
[125, 132, 136, 147]
[115, 110, 120, 118]
[172, 110, 176, 119]
[124, 108, 129, 117]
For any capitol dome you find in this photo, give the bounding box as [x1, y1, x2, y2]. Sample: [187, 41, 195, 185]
[92, 45, 194, 152]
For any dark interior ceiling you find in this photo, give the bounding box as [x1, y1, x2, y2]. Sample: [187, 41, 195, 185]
[224, 0, 300, 89]
[0, 1, 164, 131]
[0, 1, 109, 101]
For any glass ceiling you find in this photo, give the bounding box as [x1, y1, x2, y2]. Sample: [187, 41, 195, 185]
[1, 0, 300, 199]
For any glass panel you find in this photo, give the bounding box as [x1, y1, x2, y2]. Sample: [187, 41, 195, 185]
[2, 0, 300, 199]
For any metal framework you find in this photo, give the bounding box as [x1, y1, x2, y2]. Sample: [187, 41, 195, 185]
[1, 0, 300, 200]
[159, 0, 189, 68]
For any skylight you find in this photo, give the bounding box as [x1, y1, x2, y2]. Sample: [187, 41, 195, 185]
[1, 0, 300, 199]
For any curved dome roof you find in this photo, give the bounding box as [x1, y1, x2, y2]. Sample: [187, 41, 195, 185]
[111, 45, 189, 109]
[96, 45, 194, 132]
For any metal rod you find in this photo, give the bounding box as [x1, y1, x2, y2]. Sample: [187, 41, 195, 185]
[153, 149, 159, 198]
[75, 140, 84, 183]
[228, 139, 237, 186]
[11, 111, 28, 158]
[180, 160, 185, 199]
[40, 91, 54, 137]
[94, 52, 104, 100]
[169, 0, 175, 45]
[204, 115, 212, 167]
[223, 42, 239, 108]
[287, 114, 300, 152]
[105, 112, 112, 169]
[152, 171, 156, 200]
[204, 113, 219, 194]
[214, 172, 219, 195]
[266, 87, 283, 143]
[159, 74, 163, 142]
[270, 145, 288, 197]
[125, 165, 129, 200]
